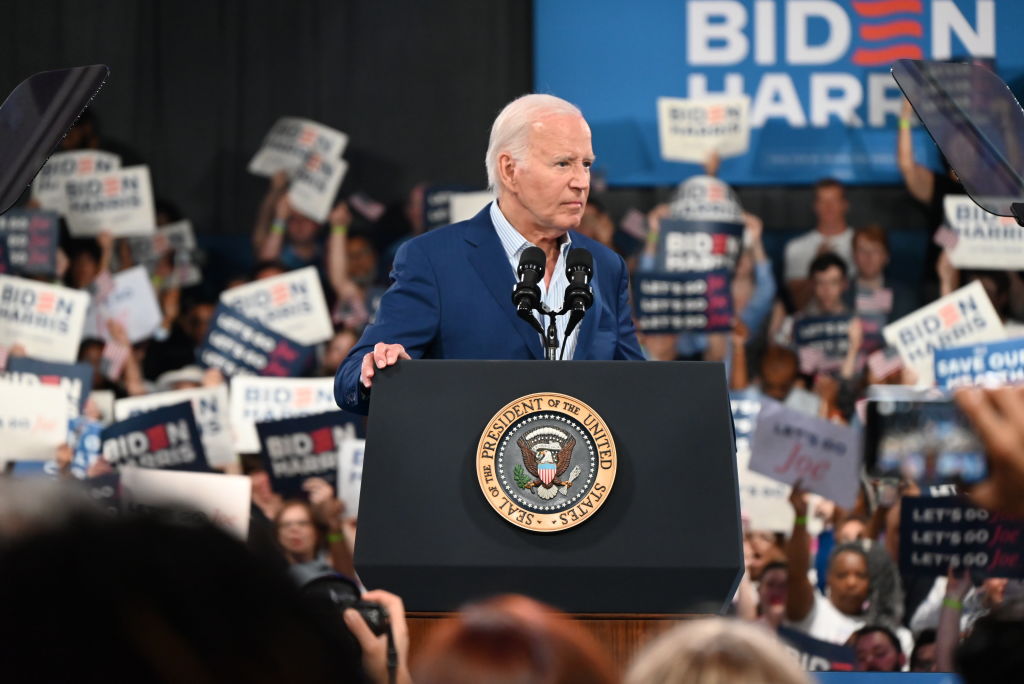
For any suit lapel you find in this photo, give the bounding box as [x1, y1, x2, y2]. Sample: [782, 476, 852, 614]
[465, 208, 544, 359]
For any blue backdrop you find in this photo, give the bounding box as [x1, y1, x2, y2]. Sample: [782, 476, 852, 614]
[534, 0, 1024, 185]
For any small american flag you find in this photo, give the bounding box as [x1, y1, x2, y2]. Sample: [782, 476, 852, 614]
[934, 226, 959, 250]
[100, 340, 132, 381]
[620, 208, 647, 240]
[867, 348, 903, 380]
[349, 193, 386, 222]
[856, 287, 893, 315]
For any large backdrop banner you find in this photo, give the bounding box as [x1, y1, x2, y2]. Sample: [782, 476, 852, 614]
[534, 0, 1024, 185]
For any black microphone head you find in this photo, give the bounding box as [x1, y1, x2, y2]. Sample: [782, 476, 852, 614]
[566, 248, 593, 283]
[517, 246, 546, 283]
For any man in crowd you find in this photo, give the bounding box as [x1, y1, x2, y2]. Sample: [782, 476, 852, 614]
[784, 179, 855, 310]
[335, 94, 644, 414]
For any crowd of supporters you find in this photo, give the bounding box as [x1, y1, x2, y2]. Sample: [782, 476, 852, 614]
[1, 103, 1023, 683]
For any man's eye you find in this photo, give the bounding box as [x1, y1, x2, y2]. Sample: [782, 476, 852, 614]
[583, 161, 593, 169]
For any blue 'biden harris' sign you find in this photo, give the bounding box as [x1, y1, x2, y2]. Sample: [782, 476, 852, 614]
[534, 0, 1024, 185]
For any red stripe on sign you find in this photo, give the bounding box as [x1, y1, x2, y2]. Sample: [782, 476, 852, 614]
[852, 0, 922, 17]
[852, 44, 923, 66]
[78, 159, 94, 173]
[859, 20, 923, 41]
[271, 284, 289, 304]
[294, 387, 312, 407]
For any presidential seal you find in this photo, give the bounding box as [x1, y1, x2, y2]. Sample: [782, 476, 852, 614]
[476, 393, 616, 532]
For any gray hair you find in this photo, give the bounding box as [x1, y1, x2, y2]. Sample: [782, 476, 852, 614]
[485, 93, 583, 193]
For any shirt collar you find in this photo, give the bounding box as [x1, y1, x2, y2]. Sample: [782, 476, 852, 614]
[490, 200, 572, 262]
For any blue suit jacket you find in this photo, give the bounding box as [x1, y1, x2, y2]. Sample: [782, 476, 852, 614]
[335, 204, 645, 413]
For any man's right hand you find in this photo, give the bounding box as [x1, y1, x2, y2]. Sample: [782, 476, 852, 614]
[360, 343, 411, 389]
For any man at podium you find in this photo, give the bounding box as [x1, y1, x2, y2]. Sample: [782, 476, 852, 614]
[335, 94, 644, 414]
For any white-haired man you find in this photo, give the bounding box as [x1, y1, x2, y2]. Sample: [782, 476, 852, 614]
[334, 94, 644, 414]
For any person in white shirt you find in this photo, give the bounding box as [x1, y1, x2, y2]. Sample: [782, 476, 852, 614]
[784, 178, 856, 311]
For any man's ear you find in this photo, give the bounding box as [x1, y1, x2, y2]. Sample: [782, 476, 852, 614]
[498, 152, 517, 193]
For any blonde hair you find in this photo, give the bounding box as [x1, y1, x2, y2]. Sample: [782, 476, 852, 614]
[485, 93, 583, 193]
[625, 618, 810, 684]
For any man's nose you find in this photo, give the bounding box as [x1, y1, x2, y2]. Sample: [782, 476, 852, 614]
[569, 164, 589, 189]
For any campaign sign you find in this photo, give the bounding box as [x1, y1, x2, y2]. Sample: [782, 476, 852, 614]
[749, 398, 860, 509]
[0, 381, 69, 461]
[64, 165, 157, 237]
[0, 274, 90, 363]
[337, 438, 365, 519]
[115, 385, 235, 469]
[101, 402, 210, 472]
[934, 338, 1024, 390]
[256, 412, 359, 498]
[31, 150, 122, 213]
[449, 191, 494, 224]
[667, 176, 745, 223]
[4, 357, 93, 417]
[248, 117, 349, 177]
[220, 266, 333, 345]
[89, 389, 116, 426]
[634, 269, 732, 333]
[777, 626, 856, 672]
[196, 302, 314, 378]
[657, 95, 751, 163]
[943, 195, 1024, 269]
[121, 467, 251, 540]
[855, 286, 893, 356]
[883, 281, 1005, 386]
[92, 265, 162, 343]
[422, 184, 476, 230]
[900, 496, 1024, 579]
[794, 315, 852, 374]
[230, 376, 359, 454]
[0, 209, 59, 276]
[731, 389, 792, 533]
[655, 217, 744, 273]
[535, 1, 1024, 185]
[288, 152, 348, 223]
[127, 219, 197, 263]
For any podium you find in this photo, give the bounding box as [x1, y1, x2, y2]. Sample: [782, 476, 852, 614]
[354, 360, 742, 664]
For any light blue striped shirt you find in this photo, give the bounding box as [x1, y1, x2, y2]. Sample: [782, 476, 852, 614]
[490, 201, 578, 359]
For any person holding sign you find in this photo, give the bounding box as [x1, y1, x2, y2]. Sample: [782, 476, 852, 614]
[847, 226, 918, 355]
[336, 94, 643, 413]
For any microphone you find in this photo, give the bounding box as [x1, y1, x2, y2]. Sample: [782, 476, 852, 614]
[563, 248, 594, 337]
[512, 246, 545, 334]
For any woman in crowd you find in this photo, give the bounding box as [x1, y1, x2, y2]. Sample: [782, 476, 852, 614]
[273, 477, 355, 580]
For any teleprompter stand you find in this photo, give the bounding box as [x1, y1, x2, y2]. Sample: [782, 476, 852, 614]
[354, 360, 742, 668]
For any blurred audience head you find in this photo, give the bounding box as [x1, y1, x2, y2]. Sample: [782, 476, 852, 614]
[0, 502, 363, 682]
[852, 225, 889, 282]
[579, 196, 615, 249]
[181, 299, 217, 345]
[760, 346, 800, 401]
[251, 259, 287, 281]
[808, 252, 848, 313]
[836, 515, 868, 544]
[274, 500, 324, 564]
[812, 178, 848, 230]
[346, 231, 379, 287]
[910, 628, 937, 672]
[414, 594, 615, 684]
[961, 269, 1011, 320]
[757, 561, 789, 624]
[625, 617, 809, 684]
[826, 543, 870, 616]
[850, 625, 904, 672]
[745, 530, 785, 580]
[956, 597, 1024, 684]
[322, 328, 360, 375]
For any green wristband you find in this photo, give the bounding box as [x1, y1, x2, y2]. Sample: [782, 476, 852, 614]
[270, 219, 286, 235]
[331, 224, 348, 236]
[899, 118, 912, 130]
[327, 531, 345, 544]
[942, 596, 963, 610]
[795, 515, 808, 526]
